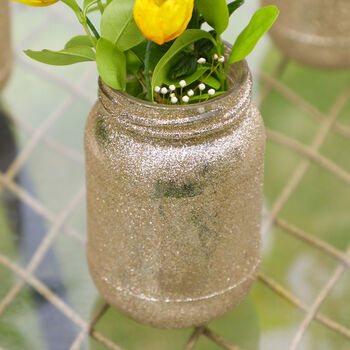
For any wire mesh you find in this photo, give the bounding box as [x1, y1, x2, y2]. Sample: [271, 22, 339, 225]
[0, 4, 349, 350]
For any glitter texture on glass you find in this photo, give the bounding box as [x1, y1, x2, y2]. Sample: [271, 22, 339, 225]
[84, 60, 265, 329]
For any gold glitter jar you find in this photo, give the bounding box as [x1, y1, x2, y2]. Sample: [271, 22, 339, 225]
[85, 59, 265, 329]
[0, 0, 12, 90]
[262, 0, 350, 69]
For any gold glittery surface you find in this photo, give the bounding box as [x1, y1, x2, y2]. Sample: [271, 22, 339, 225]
[84, 60, 265, 329]
[262, 0, 350, 68]
[0, 0, 12, 90]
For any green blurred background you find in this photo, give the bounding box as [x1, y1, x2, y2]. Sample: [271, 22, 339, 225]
[0, 1, 349, 349]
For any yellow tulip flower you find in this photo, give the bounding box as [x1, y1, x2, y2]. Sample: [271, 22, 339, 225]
[11, 0, 58, 7]
[134, 0, 194, 45]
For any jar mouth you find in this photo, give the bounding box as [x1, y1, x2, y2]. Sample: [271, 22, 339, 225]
[98, 59, 250, 112]
[97, 59, 252, 140]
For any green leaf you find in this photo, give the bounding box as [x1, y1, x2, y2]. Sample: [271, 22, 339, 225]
[96, 38, 126, 90]
[83, 0, 100, 18]
[61, 0, 80, 12]
[195, 38, 215, 58]
[100, 0, 144, 51]
[228, 5, 279, 65]
[190, 90, 226, 102]
[152, 29, 216, 98]
[24, 47, 95, 66]
[168, 53, 198, 80]
[137, 91, 147, 100]
[164, 67, 219, 90]
[164, 66, 209, 87]
[132, 41, 171, 72]
[86, 4, 99, 13]
[228, 0, 245, 16]
[126, 78, 143, 96]
[65, 35, 96, 49]
[188, 8, 201, 29]
[196, 0, 229, 35]
[84, 0, 97, 11]
[125, 49, 143, 75]
[206, 75, 221, 90]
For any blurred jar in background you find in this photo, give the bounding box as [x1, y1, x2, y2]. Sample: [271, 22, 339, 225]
[262, 0, 350, 69]
[0, 0, 12, 90]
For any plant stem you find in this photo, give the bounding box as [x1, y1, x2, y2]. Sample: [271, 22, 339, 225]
[215, 35, 228, 89]
[217, 35, 224, 56]
[145, 40, 153, 102]
[82, 21, 97, 47]
[97, 0, 104, 14]
[218, 64, 226, 90]
[76, 6, 100, 45]
[138, 72, 163, 103]
[194, 63, 220, 92]
[137, 72, 147, 88]
[60, 1, 100, 44]
[86, 16, 100, 40]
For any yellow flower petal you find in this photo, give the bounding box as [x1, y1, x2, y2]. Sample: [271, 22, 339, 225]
[134, 0, 194, 45]
[11, 0, 58, 7]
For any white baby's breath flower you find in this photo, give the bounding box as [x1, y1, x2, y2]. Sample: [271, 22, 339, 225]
[187, 89, 194, 97]
[169, 84, 176, 91]
[155, 86, 161, 93]
[199, 83, 206, 91]
[161, 87, 168, 94]
[218, 56, 225, 63]
[182, 96, 190, 103]
[197, 57, 206, 64]
[212, 53, 219, 60]
[208, 89, 216, 96]
[171, 96, 178, 104]
[179, 80, 187, 88]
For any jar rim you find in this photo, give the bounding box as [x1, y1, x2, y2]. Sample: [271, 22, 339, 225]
[97, 58, 252, 140]
[98, 59, 250, 111]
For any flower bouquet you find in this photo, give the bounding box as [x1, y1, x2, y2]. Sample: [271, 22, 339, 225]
[17, 0, 278, 105]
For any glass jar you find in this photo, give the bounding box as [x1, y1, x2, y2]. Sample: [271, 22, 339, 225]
[262, 0, 350, 69]
[84, 59, 265, 329]
[0, 0, 12, 90]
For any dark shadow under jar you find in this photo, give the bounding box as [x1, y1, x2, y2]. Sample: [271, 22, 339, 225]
[262, 0, 350, 69]
[84, 59, 265, 329]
